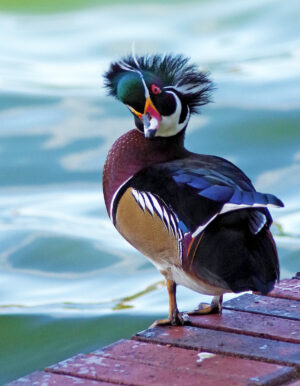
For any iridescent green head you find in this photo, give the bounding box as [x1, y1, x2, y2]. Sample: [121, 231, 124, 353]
[104, 54, 214, 138]
[116, 72, 145, 113]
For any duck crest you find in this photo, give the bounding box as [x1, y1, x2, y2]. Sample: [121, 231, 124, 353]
[102, 129, 187, 218]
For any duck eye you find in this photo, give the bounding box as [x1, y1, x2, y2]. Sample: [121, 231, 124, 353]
[151, 84, 161, 95]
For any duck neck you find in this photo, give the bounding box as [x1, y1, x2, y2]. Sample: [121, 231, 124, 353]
[103, 128, 187, 215]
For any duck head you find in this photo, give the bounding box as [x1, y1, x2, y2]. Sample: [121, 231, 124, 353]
[104, 54, 214, 139]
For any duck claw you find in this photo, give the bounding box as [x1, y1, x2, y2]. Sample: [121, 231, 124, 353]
[187, 302, 220, 315]
[149, 312, 189, 328]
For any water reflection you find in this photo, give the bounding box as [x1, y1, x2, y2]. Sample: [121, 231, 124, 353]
[0, 0, 299, 320]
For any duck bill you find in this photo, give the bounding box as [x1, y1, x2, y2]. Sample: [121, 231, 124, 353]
[142, 97, 162, 138]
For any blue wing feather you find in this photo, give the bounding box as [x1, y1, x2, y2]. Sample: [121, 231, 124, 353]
[187, 178, 211, 189]
[172, 168, 283, 208]
[266, 193, 284, 207]
[241, 191, 255, 205]
[230, 189, 243, 204]
[253, 192, 268, 205]
[173, 174, 191, 183]
[199, 185, 233, 202]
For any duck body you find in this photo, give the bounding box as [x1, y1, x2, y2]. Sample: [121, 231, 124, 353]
[103, 128, 280, 297]
[103, 54, 283, 325]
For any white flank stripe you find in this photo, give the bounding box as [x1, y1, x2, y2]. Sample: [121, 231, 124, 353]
[137, 192, 146, 211]
[131, 189, 183, 245]
[163, 207, 171, 231]
[149, 193, 164, 218]
[132, 188, 140, 203]
[109, 176, 133, 220]
[142, 192, 154, 215]
[170, 214, 178, 237]
[131, 189, 146, 211]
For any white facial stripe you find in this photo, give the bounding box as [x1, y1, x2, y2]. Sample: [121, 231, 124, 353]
[139, 73, 150, 100]
[156, 90, 189, 137]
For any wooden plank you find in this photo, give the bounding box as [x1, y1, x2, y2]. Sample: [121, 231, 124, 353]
[224, 293, 300, 321]
[47, 340, 297, 386]
[268, 279, 300, 301]
[135, 325, 300, 368]
[7, 371, 109, 385]
[47, 353, 243, 386]
[188, 309, 300, 344]
[94, 339, 297, 385]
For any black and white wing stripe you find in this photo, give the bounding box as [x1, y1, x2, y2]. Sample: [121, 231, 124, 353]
[131, 188, 184, 240]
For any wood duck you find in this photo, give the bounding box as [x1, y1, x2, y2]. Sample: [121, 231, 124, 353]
[102, 54, 283, 326]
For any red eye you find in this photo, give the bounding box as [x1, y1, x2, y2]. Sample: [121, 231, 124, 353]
[151, 84, 161, 94]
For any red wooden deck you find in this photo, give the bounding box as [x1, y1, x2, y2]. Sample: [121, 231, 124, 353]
[9, 274, 300, 385]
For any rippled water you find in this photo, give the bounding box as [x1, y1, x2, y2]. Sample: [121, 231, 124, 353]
[1, 0, 300, 382]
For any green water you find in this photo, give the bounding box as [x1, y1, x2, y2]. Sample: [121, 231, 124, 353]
[0, 0, 300, 383]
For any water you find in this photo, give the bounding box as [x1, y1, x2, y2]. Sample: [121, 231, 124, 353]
[0, 0, 299, 382]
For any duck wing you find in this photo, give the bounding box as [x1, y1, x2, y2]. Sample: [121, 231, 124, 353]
[122, 154, 283, 236]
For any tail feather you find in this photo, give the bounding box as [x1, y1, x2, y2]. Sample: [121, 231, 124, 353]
[191, 209, 280, 294]
[248, 210, 267, 234]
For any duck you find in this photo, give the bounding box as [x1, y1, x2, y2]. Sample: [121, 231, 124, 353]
[102, 53, 283, 326]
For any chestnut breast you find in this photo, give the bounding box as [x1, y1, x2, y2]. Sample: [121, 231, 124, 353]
[103, 129, 187, 218]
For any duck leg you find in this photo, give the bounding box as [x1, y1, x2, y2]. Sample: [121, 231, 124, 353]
[150, 279, 187, 327]
[188, 295, 223, 316]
